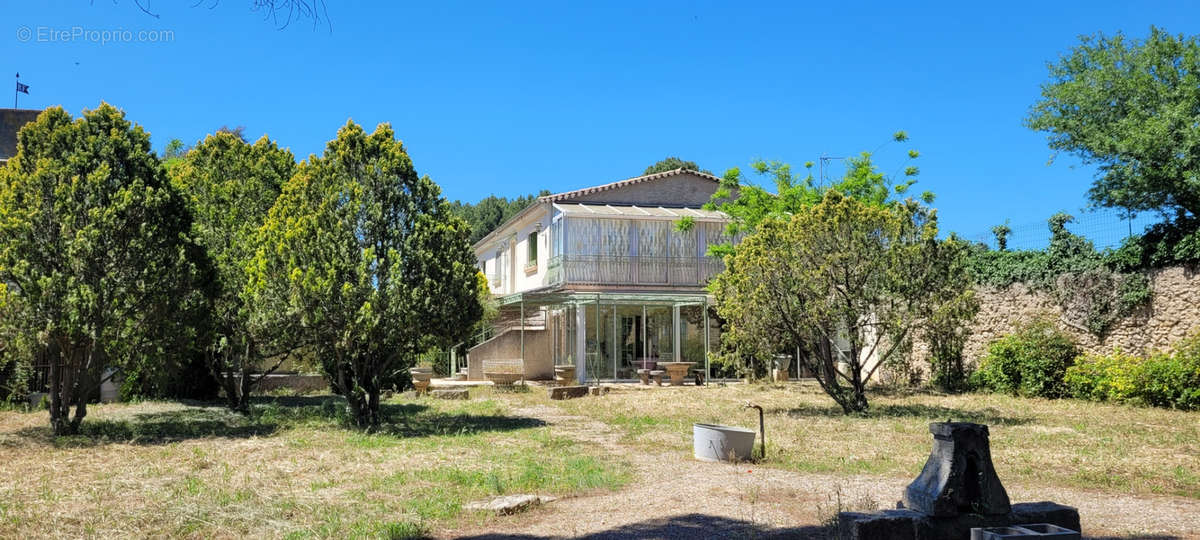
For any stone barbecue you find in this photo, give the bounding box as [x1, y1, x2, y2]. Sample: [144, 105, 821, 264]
[903, 422, 1011, 517]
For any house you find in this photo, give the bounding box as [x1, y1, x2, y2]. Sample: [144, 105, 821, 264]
[0, 108, 42, 165]
[464, 168, 738, 383]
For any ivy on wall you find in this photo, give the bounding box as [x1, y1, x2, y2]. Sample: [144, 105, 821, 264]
[965, 213, 1152, 336]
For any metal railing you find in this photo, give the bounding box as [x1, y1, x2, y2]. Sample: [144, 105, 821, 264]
[546, 254, 723, 286]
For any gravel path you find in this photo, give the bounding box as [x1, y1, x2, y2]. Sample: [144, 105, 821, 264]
[446, 401, 1200, 539]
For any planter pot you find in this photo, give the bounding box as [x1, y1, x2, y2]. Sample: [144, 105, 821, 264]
[693, 423, 756, 463]
[410, 367, 433, 382]
[553, 365, 576, 386]
[27, 392, 47, 409]
[660, 361, 696, 386]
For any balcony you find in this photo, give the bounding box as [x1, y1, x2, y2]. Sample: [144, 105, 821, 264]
[546, 254, 724, 287]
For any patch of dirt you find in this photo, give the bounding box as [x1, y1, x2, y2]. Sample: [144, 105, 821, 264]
[448, 399, 1200, 539]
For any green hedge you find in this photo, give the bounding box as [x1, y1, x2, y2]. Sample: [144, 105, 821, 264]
[971, 318, 1079, 399]
[1067, 336, 1200, 410]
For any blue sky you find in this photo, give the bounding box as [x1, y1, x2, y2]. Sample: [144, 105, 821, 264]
[4, 1, 1199, 242]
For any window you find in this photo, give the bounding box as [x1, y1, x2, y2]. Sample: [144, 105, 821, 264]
[527, 231, 538, 264]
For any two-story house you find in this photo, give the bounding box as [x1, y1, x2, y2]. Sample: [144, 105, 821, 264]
[465, 168, 736, 383]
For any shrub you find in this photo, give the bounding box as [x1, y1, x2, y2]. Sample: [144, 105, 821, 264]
[972, 319, 1079, 398]
[1065, 335, 1200, 410]
[1064, 350, 1143, 403]
[1138, 335, 1200, 410]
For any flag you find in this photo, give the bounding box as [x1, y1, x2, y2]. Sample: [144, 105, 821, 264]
[16, 81, 29, 94]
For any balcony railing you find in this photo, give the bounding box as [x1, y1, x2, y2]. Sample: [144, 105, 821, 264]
[546, 254, 724, 287]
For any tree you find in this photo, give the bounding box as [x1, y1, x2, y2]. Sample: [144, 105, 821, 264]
[0, 284, 34, 402]
[117, 1, 331, 30]
[643, 157, 711, 176]
[249, 120, 484, 428]
[0, 104, 207, 434]
[697, 132, 926, 256]
[1027, 27, 1200, 219]
[449, 191, 549, 244]
[710, 192, 975, 413]
[171, 131, 298, 412]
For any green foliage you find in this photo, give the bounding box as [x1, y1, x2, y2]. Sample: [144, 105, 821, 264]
[171, 131, 298, 411]
[972, 319, 1079, 399]
[700, 135, 922, 256]
[1107, 213, 1200, 271]
[1064, 350, 1144, 403]
[642, 156, 711, 175]
[1067, 336, 1200, 410]
[0, 104, 208, 434]
[1027, 27, 1200, 219]
[967, 213, 1152, 335]
[991, 222, 1011, 251]
[924, 239, 981, 393]
[711, 192, 974, 413]
[0, 284, 34, 401]
[449, 191, 549, 245]
[248, 120, 485, 428]
[119, 349, 220, 401]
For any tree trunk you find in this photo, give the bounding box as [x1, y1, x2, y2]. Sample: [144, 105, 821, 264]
[47, 340, 70, 435]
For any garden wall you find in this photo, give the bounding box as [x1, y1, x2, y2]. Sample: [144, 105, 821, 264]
[963, 265, 1200, 363]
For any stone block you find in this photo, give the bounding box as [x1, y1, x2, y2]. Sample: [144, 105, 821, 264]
[431, 388, 469, 400]
[549, 385, 589, 400]
[463, 494, 557, 515]
[838, 510, 920, 540]
[838, 502, 1080, 540]
[588, 386, 610, 396]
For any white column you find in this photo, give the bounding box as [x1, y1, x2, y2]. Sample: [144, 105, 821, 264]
[575, 304, 587, 384]
[673, 304, 681, 362]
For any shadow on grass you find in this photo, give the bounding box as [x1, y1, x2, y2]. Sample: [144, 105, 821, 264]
[775, 402, 1033, 426]
[452, 514, 1177, 540]
[454, 513, 829, 539]
[12, 394, 544, 447]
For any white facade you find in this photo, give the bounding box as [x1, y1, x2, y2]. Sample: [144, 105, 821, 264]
[466, 169, 730, 383]
[475, 201, 732, 296]
[478, 205, 553, 295]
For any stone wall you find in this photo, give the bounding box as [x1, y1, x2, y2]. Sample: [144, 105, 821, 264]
[961, 265, 1200, 364]
[254, 374, 329, 394]
[466, 327, 552, 381]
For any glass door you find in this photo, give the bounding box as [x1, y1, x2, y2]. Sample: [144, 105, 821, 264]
[646, 305, 673, 364]
[617, 305, 644, 376]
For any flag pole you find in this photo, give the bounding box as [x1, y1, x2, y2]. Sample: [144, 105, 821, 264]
[13, 73, 17, 108]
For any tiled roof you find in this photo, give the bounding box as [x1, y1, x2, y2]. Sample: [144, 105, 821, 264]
[540, 168, 721, 203]
[471, 168, 722, 251]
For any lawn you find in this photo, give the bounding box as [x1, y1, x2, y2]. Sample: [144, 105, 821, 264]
[513, 382, 1200, 500]
[0, 394, 630, 539]
[1, 384, 1195, 539]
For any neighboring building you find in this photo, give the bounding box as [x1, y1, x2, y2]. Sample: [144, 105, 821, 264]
[0, 108, 42, 164]
[465, 168, 737, 383]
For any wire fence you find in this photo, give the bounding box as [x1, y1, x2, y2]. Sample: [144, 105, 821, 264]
[964, 207, 1163, 252]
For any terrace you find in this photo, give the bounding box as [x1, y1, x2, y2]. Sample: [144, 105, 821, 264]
[543, 203, 734, 288]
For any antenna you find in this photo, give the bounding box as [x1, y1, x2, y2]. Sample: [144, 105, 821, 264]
[818, 154, 846, 184]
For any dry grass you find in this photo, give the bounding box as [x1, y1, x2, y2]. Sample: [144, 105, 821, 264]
[0, 394, 630, 539]
[514, 382, 1200, 500]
